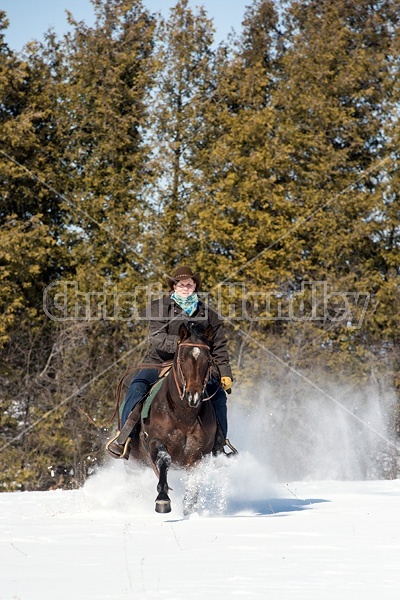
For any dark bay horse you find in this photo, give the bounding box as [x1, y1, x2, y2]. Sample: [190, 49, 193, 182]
[129, 321, 218, 514]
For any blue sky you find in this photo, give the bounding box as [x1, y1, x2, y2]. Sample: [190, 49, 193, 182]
[2, 0, 249, 51]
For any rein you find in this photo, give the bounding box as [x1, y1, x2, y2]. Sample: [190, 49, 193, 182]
[172, 341, 220, 402]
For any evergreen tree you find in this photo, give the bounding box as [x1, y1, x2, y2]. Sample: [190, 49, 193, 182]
[196, 0, 283, 287]
[35, 0, 157, 489]
[195, 0, 400, 387]
[0, 14, 69, 490]
[59, 0, 156, 281]
[147, 0, 218, 272]
[0, 1, 157, 490]
[263, 0, 400, 381]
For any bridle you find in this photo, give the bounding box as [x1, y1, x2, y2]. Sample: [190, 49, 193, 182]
[172, 340, 219, 402]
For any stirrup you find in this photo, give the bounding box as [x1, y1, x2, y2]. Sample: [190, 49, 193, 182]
[105, 433, 132, 460]
[212, 438, 239, 458]
[224, 438, 238, 456]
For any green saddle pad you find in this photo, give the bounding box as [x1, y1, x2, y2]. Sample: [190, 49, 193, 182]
[141, 377, 165, 421]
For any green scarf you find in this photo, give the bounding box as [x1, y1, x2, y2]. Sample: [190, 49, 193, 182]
[171, 291, 199, 316]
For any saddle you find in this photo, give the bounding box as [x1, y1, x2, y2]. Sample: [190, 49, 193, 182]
[141, 377, 165, 422]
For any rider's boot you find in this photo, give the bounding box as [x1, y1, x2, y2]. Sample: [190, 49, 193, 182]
[106, 401, 142, 459]
[212, 423, 239, 457]
[212, 423, 226, 456]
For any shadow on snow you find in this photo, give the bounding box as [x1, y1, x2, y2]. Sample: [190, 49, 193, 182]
[225, 497, 329, 517]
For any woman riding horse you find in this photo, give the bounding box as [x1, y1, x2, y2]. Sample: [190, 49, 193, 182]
[107, 266, 234, 460]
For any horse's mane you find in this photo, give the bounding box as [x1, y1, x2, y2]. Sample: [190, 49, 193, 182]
[185, 321, 212, 345]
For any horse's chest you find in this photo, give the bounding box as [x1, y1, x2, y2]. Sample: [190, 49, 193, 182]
[167, 429, 186, 447]
[165, 428, 203, 462]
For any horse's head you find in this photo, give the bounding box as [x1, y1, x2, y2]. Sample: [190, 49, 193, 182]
[174, 322, 214, 408]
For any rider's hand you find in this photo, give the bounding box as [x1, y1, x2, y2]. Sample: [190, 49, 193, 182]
[221, 376, 233, 391]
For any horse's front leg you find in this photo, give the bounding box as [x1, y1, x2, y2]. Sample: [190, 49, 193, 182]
[151, 440, 172, 513]
[183, 474, 200, 516]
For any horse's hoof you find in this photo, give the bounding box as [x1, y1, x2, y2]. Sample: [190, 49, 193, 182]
[155, 499, 171, 513]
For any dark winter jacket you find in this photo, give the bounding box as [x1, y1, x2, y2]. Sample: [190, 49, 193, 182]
[144, 294, 233, 379]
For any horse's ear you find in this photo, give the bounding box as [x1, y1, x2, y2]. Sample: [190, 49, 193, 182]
[204, 324, 214, 342]
[178, 323, 189, 343]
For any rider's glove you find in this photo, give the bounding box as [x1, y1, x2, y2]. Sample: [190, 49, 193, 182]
[221, 376, 233, 391]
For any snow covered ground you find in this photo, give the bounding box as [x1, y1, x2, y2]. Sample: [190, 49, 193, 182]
[2, 384, 400, 599]
[1, 456, 400, 600]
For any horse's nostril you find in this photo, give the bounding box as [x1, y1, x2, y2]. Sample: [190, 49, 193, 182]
[187, 391, 200, 407]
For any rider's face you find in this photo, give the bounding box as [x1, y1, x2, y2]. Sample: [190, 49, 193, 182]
[174, 278, 196, 297]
